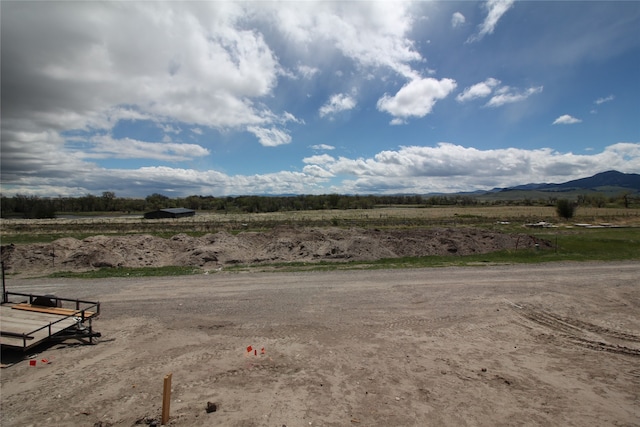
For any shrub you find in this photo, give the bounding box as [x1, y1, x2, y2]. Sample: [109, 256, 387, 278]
[556, 199, 575, 220]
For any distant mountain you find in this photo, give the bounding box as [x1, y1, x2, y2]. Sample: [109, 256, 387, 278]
[542, 170, 640, 191]
[487, 170, 640, 197]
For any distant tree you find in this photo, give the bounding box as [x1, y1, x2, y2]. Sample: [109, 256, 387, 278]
[145, 193, 170, 210]
[556, 199, 575, 220]
[102, 191, 116, 211]
[620, 191, 631, 208]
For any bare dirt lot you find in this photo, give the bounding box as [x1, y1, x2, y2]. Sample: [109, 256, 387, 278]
[1, 262, 639, 426]
[0, 226, 548, 277]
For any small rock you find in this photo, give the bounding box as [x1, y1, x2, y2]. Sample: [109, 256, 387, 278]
[481, 368, 487, 372]
[206, 401, 218, 413]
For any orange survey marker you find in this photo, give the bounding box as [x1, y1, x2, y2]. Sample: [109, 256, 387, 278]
[245, 345, 266, 356]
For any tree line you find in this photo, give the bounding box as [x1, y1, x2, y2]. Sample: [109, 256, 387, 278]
[0, 192, 473, 218]
[0, 191, 635, 219]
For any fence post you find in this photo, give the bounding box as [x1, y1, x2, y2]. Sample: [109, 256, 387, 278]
[1, 261, 6, 304]
[162, 373, 172, 424]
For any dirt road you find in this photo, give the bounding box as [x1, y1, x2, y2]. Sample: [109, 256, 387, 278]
[1, 262, 639, 426]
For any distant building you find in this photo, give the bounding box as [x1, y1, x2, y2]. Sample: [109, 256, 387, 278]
[144, 207, 196, 219]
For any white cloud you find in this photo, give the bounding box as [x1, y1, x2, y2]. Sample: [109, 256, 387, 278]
[86, 136, 210, 161]
[302, 164, 335, 178]
[552, 115, 582, 125]
[377, 77, 457, 121]
[390, 118, 407, 126]
[1, 2, 281, 149]
[246, 126, 292, 147]
[158, 124, 182, 135]
[595, 95, 615, 105]
[301, 142, 640, 194]
[1, 1, 429, 168]
[485, 86, 543, 107]
[297, 64, 320, 79]
[279, 111, 304, 125]
[456, 78, 500, 102]
[319, 93, 357, 117]
[2, 2, 637, 199]
[0, 129, 90, 183]
[270, 1, 422, 79]
[302, 154, 336, 165]
[310, 144, 335, 150]
[451, 12, 466, 28]
[2, 142, 639, 197]
[467, 0, 515, 43]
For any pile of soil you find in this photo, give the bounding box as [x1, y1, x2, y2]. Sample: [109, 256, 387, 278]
[1, 226, 549, 275]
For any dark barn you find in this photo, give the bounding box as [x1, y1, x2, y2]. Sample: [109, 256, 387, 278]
[143, 207, 196, 219]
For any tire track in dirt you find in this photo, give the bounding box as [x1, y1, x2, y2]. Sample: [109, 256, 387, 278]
[510, 303, 640, 357]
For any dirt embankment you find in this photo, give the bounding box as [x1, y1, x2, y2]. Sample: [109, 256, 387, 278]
[1, 227, 548, 275]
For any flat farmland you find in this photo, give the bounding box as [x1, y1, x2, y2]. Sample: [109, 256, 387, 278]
[2, 206, 639, 239]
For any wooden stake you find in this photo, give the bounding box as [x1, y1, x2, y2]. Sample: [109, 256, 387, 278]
[162, 373, 172, 425]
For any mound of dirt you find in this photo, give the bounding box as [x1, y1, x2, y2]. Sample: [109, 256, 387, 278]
[1, 227, 549, 275]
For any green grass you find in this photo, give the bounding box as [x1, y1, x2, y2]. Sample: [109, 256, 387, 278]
[48, 266, 201, 279]
[1, 233, 96, 245]
[530, 227, 640, 261]
[1, 231, 211, 245]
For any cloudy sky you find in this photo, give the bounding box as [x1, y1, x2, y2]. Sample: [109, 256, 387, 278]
[2, 1, 639, 198]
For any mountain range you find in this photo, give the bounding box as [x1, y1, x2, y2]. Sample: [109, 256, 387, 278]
[480, 170, 640, 199]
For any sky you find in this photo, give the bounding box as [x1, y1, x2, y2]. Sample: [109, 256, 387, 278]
[1, 1, 639, 198]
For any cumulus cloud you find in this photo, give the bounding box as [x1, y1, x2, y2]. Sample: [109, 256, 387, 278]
[451, 12, 466, 28]
[246, 126, 292, 147]
[0, 163, 330, 198]
[456, 78, 500, 102]
[319, 93, 357, 117]
[1, 1, 431, 187]
[485, 86, 543, 107]
[377, 77, 457, 122]
[2, 142, 639, 197]
[467, 0, 515, 43]
[1, 2, 282, 163]
[271, 1, 422, 79]
[302, 154, 336, 165]
[553, 115, 582, 125]
[302, 164, 335, 178]
[2, 2, 636, 199]
[302, 142, 640, 194]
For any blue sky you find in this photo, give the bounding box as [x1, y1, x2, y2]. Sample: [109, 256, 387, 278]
[1, 1, 639, 198]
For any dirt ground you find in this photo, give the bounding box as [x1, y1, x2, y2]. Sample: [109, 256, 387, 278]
[0, 227, 549, 277]
[1, 261, 638, 426]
